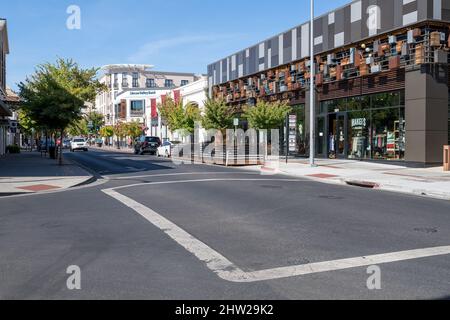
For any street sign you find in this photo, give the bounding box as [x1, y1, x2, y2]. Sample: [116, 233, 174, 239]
[234, 118, 239, 127]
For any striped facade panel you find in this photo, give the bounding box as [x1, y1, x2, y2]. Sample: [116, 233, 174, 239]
[208, 0, 450, 86]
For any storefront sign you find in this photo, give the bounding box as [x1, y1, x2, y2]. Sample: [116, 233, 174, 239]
[351, 118, 367, 128]
[129, 91, 157, 96]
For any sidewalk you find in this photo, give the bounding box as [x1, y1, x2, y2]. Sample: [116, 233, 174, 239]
[0, 151, 94, 196]
[258, 158, 450, 200]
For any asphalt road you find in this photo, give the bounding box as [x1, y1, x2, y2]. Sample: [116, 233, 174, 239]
[1, 149, 449, 300]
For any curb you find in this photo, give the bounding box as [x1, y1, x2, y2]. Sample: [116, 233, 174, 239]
[267, 167, 450, 201]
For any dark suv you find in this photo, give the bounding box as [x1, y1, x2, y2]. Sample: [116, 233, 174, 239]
[134, 136, 162, 155]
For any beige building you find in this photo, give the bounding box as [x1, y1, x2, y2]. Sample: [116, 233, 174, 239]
[0, 18, 11, 156]
[95, 64, 201, 126]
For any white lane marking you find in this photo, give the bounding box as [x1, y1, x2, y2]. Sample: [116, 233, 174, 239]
[102, 179, 450, 283]
[244, 246, 450, 282]
[103, 188, 247, 282]
[108, 171, 261, 180]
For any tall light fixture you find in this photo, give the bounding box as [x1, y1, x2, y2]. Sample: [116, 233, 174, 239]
[309, 0, 316, 166]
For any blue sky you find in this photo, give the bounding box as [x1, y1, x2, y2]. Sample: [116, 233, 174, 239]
[3, 0, 350, 90]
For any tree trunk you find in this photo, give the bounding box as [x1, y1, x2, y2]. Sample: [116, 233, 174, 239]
[59, 128, 64, 166]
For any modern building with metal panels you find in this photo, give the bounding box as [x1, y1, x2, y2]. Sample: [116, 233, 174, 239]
[207, 0, 450, 164]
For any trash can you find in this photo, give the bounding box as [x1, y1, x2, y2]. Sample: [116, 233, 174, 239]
[444, 146, 450, 172]
[49, 146, 57, 159]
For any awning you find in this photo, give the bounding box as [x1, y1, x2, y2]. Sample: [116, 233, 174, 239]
[0, 99, 12, 117]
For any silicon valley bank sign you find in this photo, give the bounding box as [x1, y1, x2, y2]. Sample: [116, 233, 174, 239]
[129, 91, 157, 96]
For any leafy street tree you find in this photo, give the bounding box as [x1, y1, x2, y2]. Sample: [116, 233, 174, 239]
[158, 97, 201, 136]
[86, 111, 105, 134]
[243, 101, 292, 130]
[183, 103, 202, 135]
[158, 97, 185, 132]
[19, 58, 106, 164]
[99, 126, 114, 146]
[126, 121, 144, 145]
[202, 99, 235, 133]
[17, 110, 36, 137]
[67, 118, 89, 137]
[114, 122, 128, 149]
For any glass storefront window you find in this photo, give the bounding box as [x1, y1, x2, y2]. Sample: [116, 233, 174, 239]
[347, 110, 370, 159]
[317, 117, 326, 156]
[371, 91, 401, 109]
[317, 90, 405, 161]
[371, 108, 404, 160]
[288, 104, 306, 156]
[347, 97, 362, 111]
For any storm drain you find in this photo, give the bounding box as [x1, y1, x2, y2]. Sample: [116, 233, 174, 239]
[345, 180, 379, 189]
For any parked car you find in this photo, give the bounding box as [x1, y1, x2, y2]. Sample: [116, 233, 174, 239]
[156, 141, 181, 158]
[62, 139, 71, 149]
[134, 136, 162, 155]
[70, 138, 89, 152]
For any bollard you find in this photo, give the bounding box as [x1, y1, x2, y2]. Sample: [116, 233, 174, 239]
[444, 146, 450, 172]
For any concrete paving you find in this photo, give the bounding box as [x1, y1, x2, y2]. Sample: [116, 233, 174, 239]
[0, 151, 93, 195]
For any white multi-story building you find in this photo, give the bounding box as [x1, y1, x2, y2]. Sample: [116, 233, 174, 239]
[95, 64, 200, 126]
[153, 76, 208, 141]
[0, 18, 11, 156]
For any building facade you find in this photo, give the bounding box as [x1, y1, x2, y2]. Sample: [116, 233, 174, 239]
[146, 76, 208, 141]
[95, 64, 200, 126]
[0, 19, 11, 156]
[208, 0, 450, 164]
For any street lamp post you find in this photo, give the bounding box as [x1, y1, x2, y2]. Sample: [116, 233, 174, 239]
[309, 0, 316, 167]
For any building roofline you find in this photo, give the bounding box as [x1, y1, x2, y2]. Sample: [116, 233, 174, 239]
[207, 0, 447, 69]
[100, 64, 154, 72]
[145, 71, 198, 77]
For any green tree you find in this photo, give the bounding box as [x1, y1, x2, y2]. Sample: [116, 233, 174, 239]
[182, 102, 201, 134]
[158, 98, 201, 136]
[67, 118, 88, 137]
[86, 111, 105, 134]
[100, 126, 114, 138]
[126, 121, 143, 143]
[243, 101, 292, 130]
[202, 99, 235, 132]
[158, 97, 185, 132]
[99, 126, 114, 145]
[17, 110, 36, 136]
[19, 58, 106, 164]
[114, 122, 128, 149]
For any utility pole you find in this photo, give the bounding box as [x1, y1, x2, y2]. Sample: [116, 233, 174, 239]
[309, 0, 316, 167]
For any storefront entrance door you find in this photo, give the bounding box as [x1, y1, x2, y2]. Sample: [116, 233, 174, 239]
[328, 113, 347, 159]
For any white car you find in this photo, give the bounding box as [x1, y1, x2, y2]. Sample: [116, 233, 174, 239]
[156, 141, 181, 158]
[70, 138, 89, 152]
